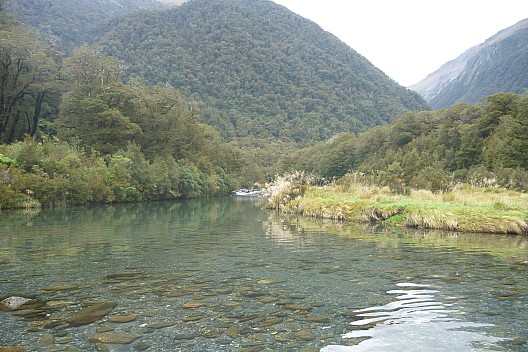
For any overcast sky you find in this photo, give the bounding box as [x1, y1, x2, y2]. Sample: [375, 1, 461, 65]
[272, 0, 528, 87]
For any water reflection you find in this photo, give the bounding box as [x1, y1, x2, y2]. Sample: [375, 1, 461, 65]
[322, 283, 504, 352]
[0, 198, 526, 351]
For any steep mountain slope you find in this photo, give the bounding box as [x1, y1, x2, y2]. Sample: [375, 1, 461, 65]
[99, 0, 428, 143]
[5, 0, 170, 53]
[411, 19, 528, 110]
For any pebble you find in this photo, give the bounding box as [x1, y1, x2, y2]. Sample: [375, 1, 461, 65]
[300, 347, 320, 352]
[146, 322, 176, 329]
[292, 330, 316, 341]
[258, 318, 283, 327]
[257, 279, 281, 285]
[283, 304, 312, 311]
[512, 336, 526, 345]
[182, 314, 204, 322]
[66, 302, 117, 327]
[36, 334, 55, 346]
[135, 342, 151, 350]
[89, 333, 142, 344]
[259, 296, 279, 304]
[307, 316, 330, 323]
[226, 326, 239, 338]
[108, 315, 137, 323]
[182, 302, 205, 309]
[0, 347, 27, 352]
[173, 333, 197, 341]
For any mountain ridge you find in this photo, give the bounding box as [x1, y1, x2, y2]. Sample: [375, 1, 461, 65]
[98, 0, 428, 143]
[411, 18, 528, 109]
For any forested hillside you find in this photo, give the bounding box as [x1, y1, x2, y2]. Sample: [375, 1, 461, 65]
[412, 19, 528, 110]
[0, 9, 256, 208]
[4, 0, 169, 53]
[99, 0, 428, 143]
[285, 93, 528, 191]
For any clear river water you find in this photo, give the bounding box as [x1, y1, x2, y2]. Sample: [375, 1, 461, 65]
[0, 196, 527, 351]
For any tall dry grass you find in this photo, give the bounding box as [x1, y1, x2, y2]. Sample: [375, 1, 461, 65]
[266, 172, 528, 235]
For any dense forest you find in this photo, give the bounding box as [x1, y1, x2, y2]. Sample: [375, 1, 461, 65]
[1, 0, 527, 210]
[284, 92, 528, 192]
[4, 0, 168, 53]
[0, 7, 258, 208]
[99, 0, 427, 143]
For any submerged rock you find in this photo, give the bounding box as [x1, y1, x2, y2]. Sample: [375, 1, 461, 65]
[89, 333, 141, 344]
[292, 330, 316, 341]
[108, 315, 137, 323]
[283, 304, 312, 311]
[0, 347, 27, 352]
[40, 285, 78, 292]
[66, 302, 117, 327]
[0, 296, 32, 310]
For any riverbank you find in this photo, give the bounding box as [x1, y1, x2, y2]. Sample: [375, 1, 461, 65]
[267, 174, 528, 235]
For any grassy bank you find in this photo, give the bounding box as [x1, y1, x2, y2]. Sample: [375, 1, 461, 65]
[267, 173, 528, 235]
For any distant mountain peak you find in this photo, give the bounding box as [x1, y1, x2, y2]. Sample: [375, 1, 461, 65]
[411, 18, 528, 109]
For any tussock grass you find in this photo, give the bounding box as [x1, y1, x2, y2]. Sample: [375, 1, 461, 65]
[267, 173, 528, 235]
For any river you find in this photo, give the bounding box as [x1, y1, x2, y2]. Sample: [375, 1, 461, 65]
[1, 197, 527, 351]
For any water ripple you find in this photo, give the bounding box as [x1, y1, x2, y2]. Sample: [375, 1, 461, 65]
[322, 283, 505, 352]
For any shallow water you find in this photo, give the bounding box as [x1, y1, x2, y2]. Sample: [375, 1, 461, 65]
[0, 197, 527, 351]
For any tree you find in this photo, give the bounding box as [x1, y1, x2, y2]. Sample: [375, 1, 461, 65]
[0, 21, 60, 143]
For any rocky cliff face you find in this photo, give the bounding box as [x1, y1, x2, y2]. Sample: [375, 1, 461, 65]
[411, 19, 528, 109]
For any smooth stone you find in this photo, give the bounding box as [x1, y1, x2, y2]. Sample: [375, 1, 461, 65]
[40, 285, 78, 292]
[15, 309, 47, 319]
[96, 327, 115, 333]
[89, 333, 141, 344]
[36, 334, 55, 347]
[135, 342, 151, 350]
[257, 279, 280, 285]
[292, 330, 316, 341]
[283, 304, 312, 311]
[54, 331, 69, 338]
[239, 346, 264, 352]
[239, 314, 259, 322]
[105, 273, 142, 280]
[512, 336, 526, 345]
[259, 296, 279, 304]
[66, 302, 117, 327]
[288, 295, 306, 300]
[217, 338, 233, 345]
[173, 333, 197, 340]
[182, 315, 204, 322]
[0, 296, 32, 310]
[182, 302, 205, 309]
[12, 299, 46, 311]
[55, 336, 72, 344]
[46, 301, 74, 307]
[243, 291, 268, 297]
[226, 326, 239, 338]
[95, 343, 112, 352]
[307, 316, 330, 323]
[108, 315, 137, 323]
[0, 347, 26, 352]
[200, 327, 223, 338]
[250, 333, 267, 342]
[146, 322, 176, 329]
[258, 318, 283, 328]
[300, 347, 320, 352]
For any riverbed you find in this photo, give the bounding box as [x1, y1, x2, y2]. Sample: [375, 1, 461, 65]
[1, 197, 527, 351]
